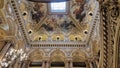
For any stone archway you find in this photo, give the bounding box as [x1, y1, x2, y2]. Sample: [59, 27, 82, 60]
[50, 49, 65, 62]
[27, 49, 45, 68]
[29, 49, 44, 62]
[50, 49, 66, 68]
[72, 49, 86, 62]
[72, 49, 87, 68]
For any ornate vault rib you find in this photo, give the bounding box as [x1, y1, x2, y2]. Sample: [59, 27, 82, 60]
[87, 10, 99, 44]
[34, 15, 48, 32]
[86, 1, 100, 44]
[0, 42, 11, 61]
[68, 14, 83, 32]
[9, 0, 30, 44]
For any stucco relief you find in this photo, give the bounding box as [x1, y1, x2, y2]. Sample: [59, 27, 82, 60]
[27, 48, 90, 63]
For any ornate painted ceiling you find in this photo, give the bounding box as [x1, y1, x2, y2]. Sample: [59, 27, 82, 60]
[16, 0, 99, 42]
[0, 0, 120, 68]
[0, 0, 100, 45]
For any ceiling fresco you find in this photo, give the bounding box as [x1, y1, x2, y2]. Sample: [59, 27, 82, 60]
[14, 0, 98, 42]
[40, 15, 75, 32]
[70, 0, 87, 23]
[30, 3, 47, 23]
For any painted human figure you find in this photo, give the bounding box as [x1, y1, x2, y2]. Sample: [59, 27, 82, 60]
[31, 3, 44, 23]
[41, 17, 57, 31]
[73, 0, 86, 22]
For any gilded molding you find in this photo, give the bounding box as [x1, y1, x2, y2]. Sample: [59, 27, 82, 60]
[99, 0, 120, 68]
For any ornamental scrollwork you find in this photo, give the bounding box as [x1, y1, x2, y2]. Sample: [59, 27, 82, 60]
[100, 0, 120, 68]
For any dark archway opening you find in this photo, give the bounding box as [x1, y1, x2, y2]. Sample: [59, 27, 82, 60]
[51, 62, 65, 68]
[29, 62, 42, 67]
[73, 62, 86, 68]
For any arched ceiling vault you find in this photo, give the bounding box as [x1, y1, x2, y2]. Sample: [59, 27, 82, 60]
[12, 0, 100, 45]
[0, 0, 100, 47]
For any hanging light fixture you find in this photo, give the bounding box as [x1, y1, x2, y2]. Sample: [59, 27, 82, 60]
[0, 48, 28, 67]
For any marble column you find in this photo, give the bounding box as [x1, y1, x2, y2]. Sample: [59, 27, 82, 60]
[22, 61, 25, 68]
[87, 59, 93, 68]
[89, 62, 93, 68]
[70, 60, 73, 68]
[65, 60, 70, 68]
[46, 61, 50, 68]
[22, 60, 29, 68]
[85, 61, 90, 68]
[19, 61, 23, 68]
[42, 60, 45, 68]
[65, 62, 69, 68]
[95, 60, 99, 68]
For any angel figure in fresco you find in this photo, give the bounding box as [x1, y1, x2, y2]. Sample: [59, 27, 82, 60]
[73, 0, 86, 22]
[60, 20, 76, 30]
[31, 3, 44, 23]
[41, 17, 57, 32]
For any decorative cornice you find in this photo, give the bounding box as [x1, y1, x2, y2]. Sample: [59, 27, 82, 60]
[30, 41, 86, 48]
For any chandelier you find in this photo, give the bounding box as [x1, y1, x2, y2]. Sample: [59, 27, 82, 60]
[0, 48, 28, 67]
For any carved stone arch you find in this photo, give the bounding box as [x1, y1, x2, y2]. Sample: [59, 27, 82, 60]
[50, 49, 66, 62]
[72, 49, 87, 62]
[27, 49, 35, 56]
[28, 49, 45, 56]
[70, 48, 81, 57]
[28, 49, 45, 62]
